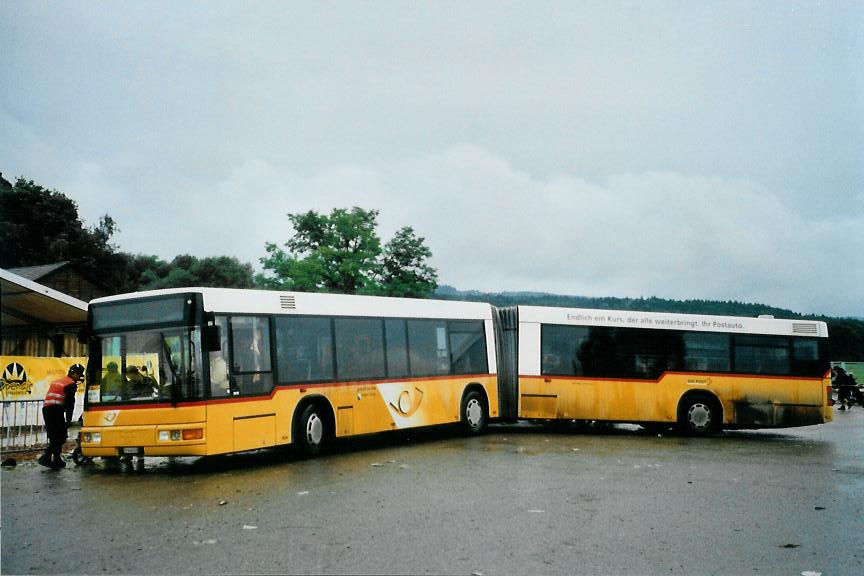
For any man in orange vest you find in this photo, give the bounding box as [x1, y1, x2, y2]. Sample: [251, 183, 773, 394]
[38, 364, 85, 470]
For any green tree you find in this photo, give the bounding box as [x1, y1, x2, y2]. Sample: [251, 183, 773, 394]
[259, 208, 383, 293]
[259, 208, 438, 298]
[379, 226, 438, 297]
[139, 255, 256, 290]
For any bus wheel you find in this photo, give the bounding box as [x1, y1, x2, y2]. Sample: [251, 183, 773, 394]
[71, 447, 92, 466]
[295, 403, 330, 456]
[461, 390, 488, 435]
[679, 396, 721, 436]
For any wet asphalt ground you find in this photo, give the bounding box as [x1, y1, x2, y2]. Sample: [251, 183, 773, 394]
[2, 407, 863, 576]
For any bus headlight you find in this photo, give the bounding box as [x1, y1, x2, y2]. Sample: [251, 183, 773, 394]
[159, 429, 203, 441]
[83, 432, 101, 444]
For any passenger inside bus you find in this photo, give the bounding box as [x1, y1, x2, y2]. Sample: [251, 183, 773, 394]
[102, 361, 125, 400]
[125, 366, 151, 399]
[210, 355, 231, 396]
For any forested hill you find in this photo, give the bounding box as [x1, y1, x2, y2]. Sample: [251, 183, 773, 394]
[434, 286, 864, 361]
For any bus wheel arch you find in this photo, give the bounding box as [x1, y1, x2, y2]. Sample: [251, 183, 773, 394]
[292, 396, 335, 456]
[677, 391, 723, 436]
[460, 383, 489, 435]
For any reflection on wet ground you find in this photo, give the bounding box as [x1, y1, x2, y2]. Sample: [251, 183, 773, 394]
[5, 408, 863, 575]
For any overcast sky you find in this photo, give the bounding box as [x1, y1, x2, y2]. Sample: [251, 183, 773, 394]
[2, 1, 862, 317]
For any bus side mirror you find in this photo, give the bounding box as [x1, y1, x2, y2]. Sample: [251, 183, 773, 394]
[204, 325, 222, 352]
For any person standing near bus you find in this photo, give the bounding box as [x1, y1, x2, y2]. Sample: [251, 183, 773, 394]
[38, 364, 85, 470]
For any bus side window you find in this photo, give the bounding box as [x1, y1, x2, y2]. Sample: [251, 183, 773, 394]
[407, 320, 450, 377]
[385, 319, 409, 378]
[541, 325, 588, 377]
[209, 316, 231, 397]
[275, 317, 335, 383]
[733, 335, 790, 375]
[449, 320, 488, 375]
[683, 333, 730, 372]
[229, 316, 273, 395]
[791, 338, 825, 377]
[335, 318, 386, 380]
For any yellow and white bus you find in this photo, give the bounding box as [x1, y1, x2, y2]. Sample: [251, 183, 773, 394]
[80, 288, 498, 458]
[79, 290, 834, 459]
[515, 306, 833, 434]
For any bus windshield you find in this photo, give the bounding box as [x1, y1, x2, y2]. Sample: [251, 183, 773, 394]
[88, 326, 204, 405]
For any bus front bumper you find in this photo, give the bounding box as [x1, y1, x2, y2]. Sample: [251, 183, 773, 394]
[80, 423, 208, 457]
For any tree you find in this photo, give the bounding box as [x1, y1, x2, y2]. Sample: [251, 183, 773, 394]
[0, 176, 128, 292]
[259, 207, 438, 298]
[0, 175, 257, 294]
[137, 255, 256, 290]
[379, 226, 438, 298]
[259, 208, 383, 293]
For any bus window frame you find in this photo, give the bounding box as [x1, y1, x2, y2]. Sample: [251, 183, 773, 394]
[219, 314, 276, 398]
[271, 314, 491, 387]
[538, 324, 829, 381]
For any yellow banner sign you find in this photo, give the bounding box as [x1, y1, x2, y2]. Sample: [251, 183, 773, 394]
[0, 356, 88, 400]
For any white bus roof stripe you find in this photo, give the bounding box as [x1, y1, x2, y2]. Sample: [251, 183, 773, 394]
[90, 288, 494, 320]
[517, 305, 827, 337]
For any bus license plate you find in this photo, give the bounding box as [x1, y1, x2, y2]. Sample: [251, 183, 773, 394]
[121, 447, 143, 455]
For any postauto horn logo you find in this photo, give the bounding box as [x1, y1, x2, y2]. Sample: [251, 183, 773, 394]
[1, 362, 33, 395]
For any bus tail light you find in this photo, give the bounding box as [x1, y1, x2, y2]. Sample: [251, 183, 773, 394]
[827, 386, 834, 406]
[182, 429, 204, 440]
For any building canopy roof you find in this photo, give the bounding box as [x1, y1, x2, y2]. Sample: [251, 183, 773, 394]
[7, 261, 70, 282]
[1, 267, 88, 328]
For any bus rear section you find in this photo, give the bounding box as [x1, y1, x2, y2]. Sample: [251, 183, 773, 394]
[80, 288, 500, 459]
[516, 306, 832, 434]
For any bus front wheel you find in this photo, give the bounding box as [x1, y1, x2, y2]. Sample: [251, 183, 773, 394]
[295, 403, 331, 456]
[678, 395, 721, 436]
[461, 390, 488, 435]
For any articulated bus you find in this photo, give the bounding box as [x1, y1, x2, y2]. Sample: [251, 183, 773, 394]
[79, 288, 497, 458]
[78, 289, 832, 460]
[515, 306, 832, 434]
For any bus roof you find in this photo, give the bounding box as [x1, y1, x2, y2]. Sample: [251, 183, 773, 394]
[517, 305, 828, 338]
[90, 288, 494, 321]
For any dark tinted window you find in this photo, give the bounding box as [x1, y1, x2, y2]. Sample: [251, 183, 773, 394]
[793, 338, 819, 361]
[449, 320, 488, 375]
[542, 325, 589, 376]
[385, 319, 409, 378]
[407, 320, 450, 376]
[275, 317, 334, 383]
[618, 329, 683, 379]
[541, 324, 823, 380]
[792, 338, 828, 377]
[578, 327, 626, 377]
[335, 318, 386, 380]
[683, 333, 730, 372]
[734, 335, 790, 375]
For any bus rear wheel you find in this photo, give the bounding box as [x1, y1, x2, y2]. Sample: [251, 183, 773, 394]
[461, 390, 488, 435]
[678, 396, 721, 436]
[295, 403, 331, 457]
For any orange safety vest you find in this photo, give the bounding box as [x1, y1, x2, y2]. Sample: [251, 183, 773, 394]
[44, 376, 77, 408]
